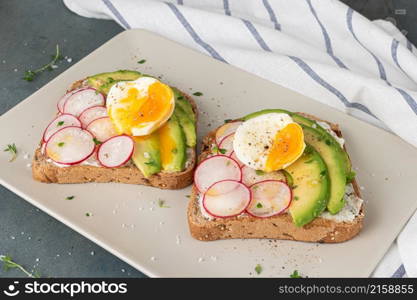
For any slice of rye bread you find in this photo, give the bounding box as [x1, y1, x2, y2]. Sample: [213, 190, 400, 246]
[188, 113, 364, 243]
[32, 79, 197, 190]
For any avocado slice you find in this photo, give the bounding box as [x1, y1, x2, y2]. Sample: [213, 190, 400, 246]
[173, 105, 196, 147]
[131, 134, 162, 177]
[302, 125, 347, 214]
[286, 145, 330, 227]
[158, 114, 187, 172]
[242, 109, 351, 174]
[242, 109, 292, 121]
[172, 87, 196, 123]
[86, 70, 142, 94]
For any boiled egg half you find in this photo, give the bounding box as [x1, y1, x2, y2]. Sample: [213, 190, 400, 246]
[233, 113, 305, 172]
[106, 77, 175, 136]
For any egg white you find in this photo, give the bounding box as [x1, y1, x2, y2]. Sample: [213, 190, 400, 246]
[233, 113, 295, 171]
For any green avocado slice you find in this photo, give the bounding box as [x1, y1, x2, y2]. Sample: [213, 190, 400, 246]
[86, 70, 142, 94]
[131, 134, 162, 178]
[302, 125, 347, 214]
[286, 145, 330, 227]
[158, 114, 187, 172]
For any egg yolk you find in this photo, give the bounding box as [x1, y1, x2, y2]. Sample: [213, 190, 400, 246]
[158, 122, 175, 167]
[265, 123, 304, 172]
[109, 82, 173, 135]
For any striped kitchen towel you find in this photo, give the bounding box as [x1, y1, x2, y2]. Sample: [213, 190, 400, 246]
[63, 0, 417, 277]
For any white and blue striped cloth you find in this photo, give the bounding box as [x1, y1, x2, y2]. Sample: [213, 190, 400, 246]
[63, 0, 417, 277]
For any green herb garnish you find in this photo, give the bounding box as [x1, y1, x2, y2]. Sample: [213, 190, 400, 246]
[158, 199, 170, 208]
[193, 92, 203, 96]
[255, 264, 262, 275]
[346, 171, 356, 184]
[320, 170, 327, 176]
[255, 170, 265, 176]
[171, 148, 178, 154]
[218, 148, 227, 154]
[4, 143, 17, 162]
[256, 203, 263, 208]
[65, 196, 75, 200]
[23, 44, 63, 81]
[85, 212, 91, 217]
[33, 270, 41, 278]
[0, 255, 38, 278]
[304, 159, 314, 164]
[57, 121, 65, 126]
[224, 119, 233, 123]
[212, 146, 227, 155]
[290, 270, 302, 278]
[137, 59, 146, 64]
[294, 196, 299, 201]
[93, 138, 102, 145]
[325, 139, 331, 146]
[57, 142, 65, 147]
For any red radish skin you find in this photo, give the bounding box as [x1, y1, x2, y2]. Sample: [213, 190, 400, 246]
[194, 155, 242, 194]
[63, 88, 105, 116]
[79, 105, 108, 128]
[57, 89, 84, 113]
[246, 180, 292, 218]
[97, 135, 135, 168]
[45, 126, 96, 165]
[42, 114, 81, 142]
[230, 151, 245, 168]
[203, 180, 252, 218]
[241, 165, 287, 186]
[215, 121, 243, 146]
[218, 133, 235, 156]
[86, 116, 118, 142]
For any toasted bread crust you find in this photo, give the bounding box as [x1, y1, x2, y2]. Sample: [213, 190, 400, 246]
[32, 148, 195, 189]
[187, 114, 364, 243]
[32, 79, 197, 190]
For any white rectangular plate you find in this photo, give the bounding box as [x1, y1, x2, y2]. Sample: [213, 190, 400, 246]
[1, 29, 417, 277]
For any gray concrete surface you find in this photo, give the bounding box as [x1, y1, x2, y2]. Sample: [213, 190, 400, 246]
[0, 0, 143, 278]
[0, 0, 416, 278]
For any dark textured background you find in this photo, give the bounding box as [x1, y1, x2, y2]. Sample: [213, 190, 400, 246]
[0, 0, 415, 278]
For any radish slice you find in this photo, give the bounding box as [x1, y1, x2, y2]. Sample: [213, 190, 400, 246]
[230, 151, 245, 168]
[203, 180, 251, 218]
[42, 114, 81, 142]
[218, 133, 234, 156]
[194, 155, 242, 193]
[215, 121, 242, 145]
[86, 117, 118, 142]
[79, 105, 108, 128]
[57, 89, 81, 113]
[63, 88, 105, 116]
[241, 165, 286, 186]
[247, 180, 292, 218]
[98, 135, 134, 168]
[45, 126, 95, 165]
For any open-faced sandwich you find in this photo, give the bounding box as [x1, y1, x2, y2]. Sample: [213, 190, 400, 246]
[32, 70, 197, 189]
[188, 109, 363, 243]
